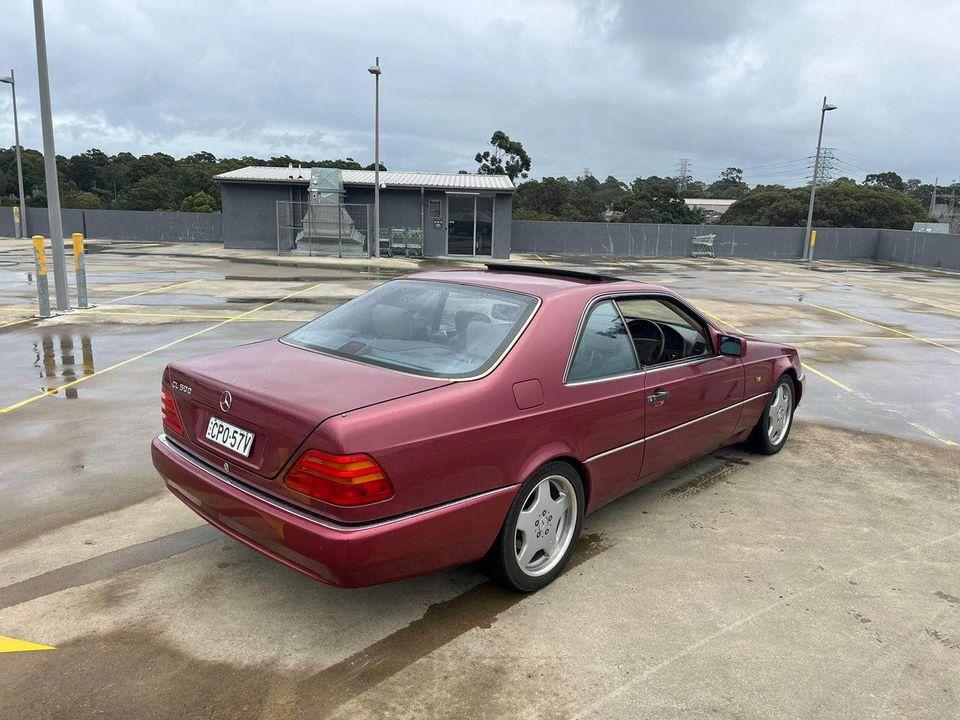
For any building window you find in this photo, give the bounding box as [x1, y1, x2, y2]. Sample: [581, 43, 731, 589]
[428, 199, 442, 219]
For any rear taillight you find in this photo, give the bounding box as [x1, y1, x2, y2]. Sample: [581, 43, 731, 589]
[283, 450, 394, 506]
[161, 386, 185, 436]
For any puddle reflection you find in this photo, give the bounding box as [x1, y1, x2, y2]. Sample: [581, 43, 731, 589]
[34, 333, 95, 399]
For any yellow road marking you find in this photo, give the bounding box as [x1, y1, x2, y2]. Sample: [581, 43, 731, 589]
[85, 309, 306, 322]
[807, 302, 960, 356]
[698, 309, 747, 335]
[0, 636, 55, 653]
[767, 334, 960, 341]
[105, 278, 201, 304]
[908, 423, 958, 447]
[802, 363, 853, 393]
[533, 253, 550, 266]
[0, 316, 36, 329]
[0, 281, 326, 415]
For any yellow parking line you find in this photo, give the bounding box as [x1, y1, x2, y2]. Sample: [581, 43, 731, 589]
[768, 334, 960, 341]
[699, 309, 747, 335]
[803, 363, 853, 393]
[533, 253, 550, 266]
[106, 278, 201, 304]
[0, 316, 36, 329]
[0, 635, 55, 653]
[0, 281, 326, 415]
[908, 423, 957, 447]
[86, 309, 306, 322]
[807, 302, 960, 356]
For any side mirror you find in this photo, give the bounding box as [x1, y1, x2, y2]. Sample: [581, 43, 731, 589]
[719, 335, 745, 357]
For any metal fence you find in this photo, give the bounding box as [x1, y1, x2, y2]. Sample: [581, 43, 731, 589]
[276, 201, 370, 257]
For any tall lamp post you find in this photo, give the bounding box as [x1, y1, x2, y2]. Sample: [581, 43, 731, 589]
[33, 0, 70, 310]
[803, 96, 837, 261]
[368, 57, 381, 258]
[1, 70, 27, 239]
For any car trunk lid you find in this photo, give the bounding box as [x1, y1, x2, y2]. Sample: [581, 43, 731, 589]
[165, 339, 447, 480]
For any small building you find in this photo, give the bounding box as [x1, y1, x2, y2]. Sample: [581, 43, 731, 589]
[683, 198, 736, 222]
[215, 166, 515, 258]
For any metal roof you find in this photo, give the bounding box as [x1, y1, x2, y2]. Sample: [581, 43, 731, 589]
[214, 166, 515, 192]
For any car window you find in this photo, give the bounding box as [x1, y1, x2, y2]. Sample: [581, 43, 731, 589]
[616, 297, 712, 366]
[283, 280, 537, 379]
[567, 300, 639, 383]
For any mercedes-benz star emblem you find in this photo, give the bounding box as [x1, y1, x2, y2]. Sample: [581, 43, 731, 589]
[219, 390, 232, 413]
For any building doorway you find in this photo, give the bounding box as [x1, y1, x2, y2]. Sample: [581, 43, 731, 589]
[446, 193, 494, 256]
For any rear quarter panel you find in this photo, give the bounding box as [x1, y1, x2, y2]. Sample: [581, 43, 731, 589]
[304, 289, 647, 523]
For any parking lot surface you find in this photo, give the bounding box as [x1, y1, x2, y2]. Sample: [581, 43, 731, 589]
[1, 238, 958, 719]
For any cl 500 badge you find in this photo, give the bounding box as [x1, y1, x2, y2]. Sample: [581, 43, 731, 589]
[172, 381, 192, 395]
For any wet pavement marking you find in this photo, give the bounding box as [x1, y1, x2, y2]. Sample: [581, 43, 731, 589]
[769, 333, 960, 341]
[0, 281, 327, 414]
[84, 309, 305, 323]
[102, 278, 202, 304]
[296, 533, 608, 715]
[0, 525, 220, 610]
[906, 423, 957, 447]
[0, 636, 55, 653]
[803, 363, 853, 393]
[807, 301, 960, 357]
[0, 316, 36, 329]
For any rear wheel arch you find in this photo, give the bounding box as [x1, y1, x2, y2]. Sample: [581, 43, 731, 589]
[514, 446, 590, 510]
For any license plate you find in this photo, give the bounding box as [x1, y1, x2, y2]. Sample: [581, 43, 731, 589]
[205, 416, 255, 457]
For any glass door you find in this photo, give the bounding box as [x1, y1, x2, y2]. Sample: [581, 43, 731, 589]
[476, 196, 494, 256]
[446, 194, 494, 256]
[447, 195, 475, 255]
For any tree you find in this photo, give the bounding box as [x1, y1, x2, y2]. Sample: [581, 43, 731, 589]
[705, 167, 749, 199]
[720, 180, 927, 229]
[180, 191, 217, 213]
[475, 130, 531, 182]
[864, 171, 905, 192]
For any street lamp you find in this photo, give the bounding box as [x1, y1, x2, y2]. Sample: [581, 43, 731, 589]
[0, 69, 27, 239]
[803, 96, 838, 261]
[368, 57, 381, 258]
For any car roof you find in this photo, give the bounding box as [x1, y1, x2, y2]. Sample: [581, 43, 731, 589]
[405, 267, 667, 298]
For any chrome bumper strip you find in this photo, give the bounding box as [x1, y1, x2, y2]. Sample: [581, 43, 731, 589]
[158, 434, 517, 533]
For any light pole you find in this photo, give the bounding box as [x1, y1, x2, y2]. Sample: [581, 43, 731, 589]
[1, 69, 27, 239]
[32, 0, 70, 311]
[803, 96, 837, 261]
[368, 57, 381, 258]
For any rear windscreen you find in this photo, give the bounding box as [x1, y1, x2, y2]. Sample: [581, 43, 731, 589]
[283, 280, 538, 379]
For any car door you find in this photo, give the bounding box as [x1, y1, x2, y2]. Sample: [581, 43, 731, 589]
[564, 299, 647, 509]
[616, 296, 745, 482]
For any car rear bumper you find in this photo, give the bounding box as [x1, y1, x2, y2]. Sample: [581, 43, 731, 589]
[151, 434, 518, 588]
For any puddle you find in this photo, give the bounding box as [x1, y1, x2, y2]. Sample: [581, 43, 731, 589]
[34, 332, 96, 398]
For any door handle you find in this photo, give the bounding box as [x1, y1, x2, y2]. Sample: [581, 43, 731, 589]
[646, 390, 669, 404]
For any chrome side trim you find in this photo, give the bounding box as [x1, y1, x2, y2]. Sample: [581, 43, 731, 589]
[584, 392, 769, 463]
[158, 434, 518, 533]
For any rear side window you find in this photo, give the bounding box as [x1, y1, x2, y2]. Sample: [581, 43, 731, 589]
[567, 300, 639, 383]
[283, 280, 537, 379]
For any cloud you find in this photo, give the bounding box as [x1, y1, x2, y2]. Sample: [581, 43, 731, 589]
[0, 0, 956, 184]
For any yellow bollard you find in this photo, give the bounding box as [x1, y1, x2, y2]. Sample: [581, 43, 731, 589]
[72, 232, 89, 308]
[71, 232, 84, 270]
[32, 235, 47, 275]
[31, 235, 51, 317]
[810, 229, 817, 249]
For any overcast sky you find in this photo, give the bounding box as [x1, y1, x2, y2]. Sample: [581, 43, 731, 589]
[1, 0, 957, 186]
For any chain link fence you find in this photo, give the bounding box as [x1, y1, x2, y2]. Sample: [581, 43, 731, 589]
[276, 201, 370, 257]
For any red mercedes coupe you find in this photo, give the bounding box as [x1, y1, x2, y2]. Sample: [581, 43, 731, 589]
[152, 265, 803, 592]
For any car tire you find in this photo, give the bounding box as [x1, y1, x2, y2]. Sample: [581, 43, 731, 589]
[748, 374, 795, 455]
[487, 461, 585, 592]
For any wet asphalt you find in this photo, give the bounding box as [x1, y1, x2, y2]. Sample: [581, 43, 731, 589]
[0, 238, 957, 719]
